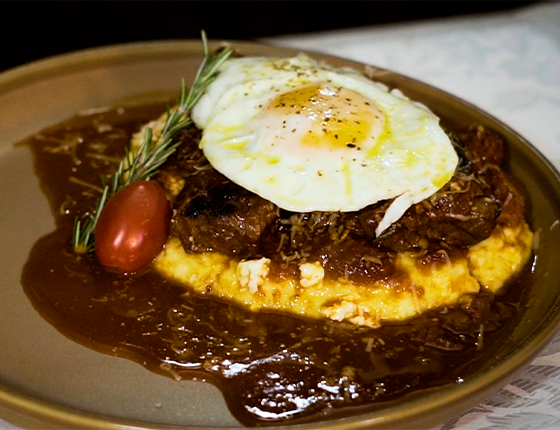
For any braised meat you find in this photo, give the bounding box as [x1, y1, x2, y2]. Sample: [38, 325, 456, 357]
[174, 178, 277, 256]
[159, 124, 524, 283]
[371, 170, 501, 252]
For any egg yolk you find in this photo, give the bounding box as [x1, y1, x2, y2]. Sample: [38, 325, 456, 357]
[268, 83, 384, 151]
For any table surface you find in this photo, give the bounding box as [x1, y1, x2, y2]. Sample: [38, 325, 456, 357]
[2, 3, 560, 429]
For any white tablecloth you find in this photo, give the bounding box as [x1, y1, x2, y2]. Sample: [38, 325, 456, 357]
[262, 3, 560, 429]
[2, 3, 559, 429]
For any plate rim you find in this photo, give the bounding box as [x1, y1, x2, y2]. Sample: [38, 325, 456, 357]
[2, 38, 560, 430]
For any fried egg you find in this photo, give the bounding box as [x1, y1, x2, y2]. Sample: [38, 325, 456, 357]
[192, 55, 458, 235]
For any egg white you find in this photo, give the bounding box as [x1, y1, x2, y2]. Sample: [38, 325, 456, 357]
[192, 55, 458, 235]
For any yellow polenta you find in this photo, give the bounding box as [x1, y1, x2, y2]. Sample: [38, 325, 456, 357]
[154, 222, 532, 327]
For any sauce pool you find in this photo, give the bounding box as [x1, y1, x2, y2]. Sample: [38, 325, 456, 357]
[21, 104, 532, 426]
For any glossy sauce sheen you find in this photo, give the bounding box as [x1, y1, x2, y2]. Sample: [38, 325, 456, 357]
[21, 105, 532, 426]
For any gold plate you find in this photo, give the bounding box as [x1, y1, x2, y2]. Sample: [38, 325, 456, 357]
[1, 40, 560, 429]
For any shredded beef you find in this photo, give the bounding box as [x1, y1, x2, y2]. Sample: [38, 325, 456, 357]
[157, 124, 525, 284]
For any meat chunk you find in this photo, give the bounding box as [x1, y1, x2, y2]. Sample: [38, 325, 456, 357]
[156, 128, 278, 257]
[367, 171, 501, 252]
[459, 125, 505, 171]
[458, 125, 526, 228]
[314, 238, 396, 283]
[358, 126, 513, 253]
[173, 175, 277, 256]
[258, 212, 396, 283]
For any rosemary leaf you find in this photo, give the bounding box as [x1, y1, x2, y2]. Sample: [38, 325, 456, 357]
[73, 34, 233, 254]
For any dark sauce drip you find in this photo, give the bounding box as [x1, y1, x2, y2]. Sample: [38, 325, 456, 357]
[21, 105, 533, 426]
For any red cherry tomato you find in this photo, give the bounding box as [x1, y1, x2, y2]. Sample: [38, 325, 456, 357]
[95, 181, 171, 273]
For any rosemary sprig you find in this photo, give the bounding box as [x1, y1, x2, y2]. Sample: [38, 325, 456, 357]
[73, 33, 233, 254]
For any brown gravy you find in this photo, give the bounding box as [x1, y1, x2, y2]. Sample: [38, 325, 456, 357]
[21, 104, 532, 426]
